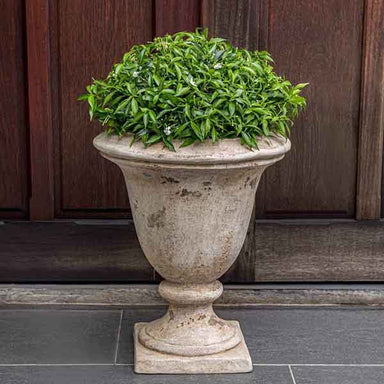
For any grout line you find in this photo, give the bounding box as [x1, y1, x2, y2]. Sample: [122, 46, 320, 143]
[0, 363, 133, 367]
[253, 364, 384, 367]
[113, 310, 124, 364]
[253, 364, 288, 366]
[288, 365, 297, 384]
[288, 364, 384, 367]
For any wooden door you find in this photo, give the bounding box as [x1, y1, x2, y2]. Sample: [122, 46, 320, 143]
[0, 0, 383, 282]
[0, 0, 28, 219]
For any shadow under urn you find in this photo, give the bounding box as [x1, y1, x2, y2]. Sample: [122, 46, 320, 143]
[94, 132, 290, 374]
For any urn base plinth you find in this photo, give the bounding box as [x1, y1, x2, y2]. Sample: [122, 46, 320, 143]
[134, 322, 253, 374]
[134, 280, 252, 373]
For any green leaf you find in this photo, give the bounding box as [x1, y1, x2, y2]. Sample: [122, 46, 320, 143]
[175, 122, 189, 135]
[157, 109, 173, 119]
[148, 110, 157, 123]
[253, 108, 267, 115]
[162, 88, 175, 94]
[295, 83, 309, 90]
[191, 121, 203, 141]
[109, 95, 124, 107]
[87, 95, 96, 119]
[205, 119, 211, 136]
[131, 98, 139, 115]
[181, 137, 196, 147]
[174, 64, 182, 81]
[229, 102, 235, 116]
[175, 87, 190, 97]
[242, 66, 256, 76]
[211, 127, 217, 143]
[114, 64, 123, 75]
[153, 74, 161, 86]
[163, 138, 176, 152]
[78, 94, 89, 101]
[241, 131, 255, 148]
[102, 91, 116, 107]
[115, 98, 130, 113]
[132, 111, 144, 124]
[185, 104, 191, 119]
[262, 119, 269, 136]
[145, 134, 162, 145]
[87, 95, 95, 110]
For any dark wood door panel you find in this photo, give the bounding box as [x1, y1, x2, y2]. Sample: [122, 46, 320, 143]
[254, 220, 384, 282]
[357, 0, 384, 220]
[256, 0, 364, 218]
[155, 0, 200, 35]
[0, 221, 153, 282]
[202, 0, 266, 50]
[52, 0, 153, 217]
[0, 0, 28, 219]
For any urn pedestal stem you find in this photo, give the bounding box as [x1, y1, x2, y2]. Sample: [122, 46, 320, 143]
[138, 280, 242, 356]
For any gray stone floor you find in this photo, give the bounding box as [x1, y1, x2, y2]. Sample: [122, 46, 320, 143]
[0, 306, 383, 383]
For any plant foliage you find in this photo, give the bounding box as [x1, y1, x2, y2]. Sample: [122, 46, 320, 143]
[80, 29, 307, 151]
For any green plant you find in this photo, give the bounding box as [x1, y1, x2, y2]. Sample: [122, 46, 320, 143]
[80, 29, 307, 151]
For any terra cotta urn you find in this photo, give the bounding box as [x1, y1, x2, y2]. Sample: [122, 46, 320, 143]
[94, 132, 290, 374]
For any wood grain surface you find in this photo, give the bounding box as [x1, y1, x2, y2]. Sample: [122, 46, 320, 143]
[26, 0, 55, 219]
[254, 220, 384, 282]
[0, 221, 152, 283]
[258, 0, 364, 218]
[0, 220, 383, 283]
[52, 0, 153, 217]
[155, 0, 200, 36]
[356, 0, 384, 219]
[0, 0, 28, 219]
[202, 0, 268, 50]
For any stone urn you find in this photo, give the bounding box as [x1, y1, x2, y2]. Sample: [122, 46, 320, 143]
[94, 132, 290, 374]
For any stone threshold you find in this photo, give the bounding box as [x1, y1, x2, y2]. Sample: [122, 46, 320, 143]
[0, 284, 384, 308]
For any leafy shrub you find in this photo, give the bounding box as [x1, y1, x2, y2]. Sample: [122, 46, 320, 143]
[80, 29, 307, 151]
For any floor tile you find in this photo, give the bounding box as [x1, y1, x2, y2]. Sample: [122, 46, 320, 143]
[292, 366, 384, 384]
[0, 309, 121, 364]
[219, 307, 384, 364]
[0, 365, 293, 384]
[118, 307, 384, 365]
[117, 307, 165, 364]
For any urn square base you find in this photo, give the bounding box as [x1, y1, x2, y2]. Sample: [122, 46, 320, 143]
[133, 322, 253, 374]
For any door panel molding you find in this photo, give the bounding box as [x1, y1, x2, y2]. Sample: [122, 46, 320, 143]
[26, 0, 54, 219]
[356, 0, 384, 219]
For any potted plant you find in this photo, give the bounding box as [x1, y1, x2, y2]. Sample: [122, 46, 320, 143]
[80, 29, 306, 374]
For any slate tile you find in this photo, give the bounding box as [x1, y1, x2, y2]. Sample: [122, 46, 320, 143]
[0, 365, 292, 384]
[118, 307, 384, 365]
[0, 309, 121, 364]
[117, 307, 166, 364]
[292, 366, 384, 384]
[215, 307, 384, 364]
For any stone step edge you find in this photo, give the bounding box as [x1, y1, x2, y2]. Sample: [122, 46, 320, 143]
[0, 284, 384, 308]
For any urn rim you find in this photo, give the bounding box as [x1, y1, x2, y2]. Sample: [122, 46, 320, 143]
[93, 132, 291, 166]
